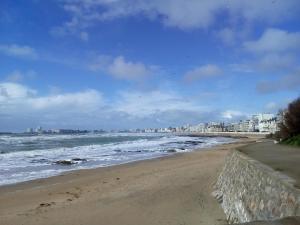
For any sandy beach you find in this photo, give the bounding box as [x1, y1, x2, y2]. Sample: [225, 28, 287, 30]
[0, 137, 258, 225]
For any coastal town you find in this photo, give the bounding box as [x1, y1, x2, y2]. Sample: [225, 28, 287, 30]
[23, 112, 282, 135]
[143, 112, 282, 134]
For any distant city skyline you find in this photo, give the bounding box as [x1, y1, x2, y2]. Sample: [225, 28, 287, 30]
[1, 1, 300, 132]
[10, 112, 278, 135]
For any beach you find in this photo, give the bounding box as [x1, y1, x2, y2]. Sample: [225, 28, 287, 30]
[0, 137, 257, 225]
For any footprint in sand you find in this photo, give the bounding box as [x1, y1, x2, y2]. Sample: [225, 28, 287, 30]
[36, 202, 56, 211]
[39, 203, 51, 207]
[65, 188, 82, 201]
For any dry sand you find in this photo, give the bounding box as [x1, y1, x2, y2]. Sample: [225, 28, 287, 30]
[0, 138, 257, 225]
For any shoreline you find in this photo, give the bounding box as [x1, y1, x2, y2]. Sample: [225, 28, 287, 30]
[0, 135, 238, 188]
[0, 137, 261, 225]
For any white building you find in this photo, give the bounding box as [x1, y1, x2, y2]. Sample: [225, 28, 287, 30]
[35, 126, 43, 133]
[26, 128, 34, 133]
[188, 123, 207, 132]
[206, 122, 224, 132]
[252, 113, 277, 133]
[255, 113, 274, 122]
[258, 118, 278, 133]
[239, 120, 256, 132]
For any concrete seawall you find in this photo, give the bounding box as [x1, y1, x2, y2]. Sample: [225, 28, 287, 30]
[213, 150, 300, 224]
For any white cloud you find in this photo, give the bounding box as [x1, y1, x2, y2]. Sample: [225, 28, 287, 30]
[184, 64, 222, 82]
[50, 17, 90, 41]
[255, 53, 296, 71]
[115, 90, 205, 117]
[256, 71, 300, 94]
[0, 82, 107, 130]
[89, 55, 156, 81]
[30, 90, 104, 111]
[225, 0, 299, 23]
[216, 26, 252, 46]
[112, 90, 217, 128]
[107, 56, 152, 80]
[0, 82, 222, 131]
[54, 0, 300, 37]
[244, 28, 300, 54]
[0, 82, 36, 100]
[222, 110, 245, 119]
[235, 28, 300, 74]
[231, 53, 297, 73]
[0, 44, 38, 59]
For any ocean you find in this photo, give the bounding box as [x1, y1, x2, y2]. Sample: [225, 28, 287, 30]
[0, 132, 234, 186]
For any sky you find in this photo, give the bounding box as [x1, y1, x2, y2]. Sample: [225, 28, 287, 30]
[0, 0, 300, 132]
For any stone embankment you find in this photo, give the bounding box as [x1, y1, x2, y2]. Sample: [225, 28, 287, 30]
[213, 150, 300, 224]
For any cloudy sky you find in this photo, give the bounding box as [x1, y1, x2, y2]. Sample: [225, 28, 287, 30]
[0, 0, 300, 132]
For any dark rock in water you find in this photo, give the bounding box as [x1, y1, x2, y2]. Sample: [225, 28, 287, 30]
[55, 158, 87, 165]
[0, 151, 5, 154]
[184, 141, 203, 145]
[31, 158, 49, 163]
[115, 149, 147, 153]
[166, 149, 177, 153]
[126, 150, 143, 153]
[55, 160, 75, 165]
[72, 158, 87, 162]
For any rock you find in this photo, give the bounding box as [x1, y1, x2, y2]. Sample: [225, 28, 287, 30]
[55, 160, 75, 165]
[31, 158, 49, 163]
[166, 149, 177, 153]
[72, 158, 87, 162]
[184, 141, 203, 145]
[114, 149, 122, 152]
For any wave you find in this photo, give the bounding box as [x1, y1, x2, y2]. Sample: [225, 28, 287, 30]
[0, 133, 235, 186]
[0, 132, 164, 144]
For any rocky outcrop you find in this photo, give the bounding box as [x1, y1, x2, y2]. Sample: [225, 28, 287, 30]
[54, 158, 87, 165]
[214, 150, 300, 224]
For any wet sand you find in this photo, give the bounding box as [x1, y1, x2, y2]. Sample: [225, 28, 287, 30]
[0, 138, 257, 225]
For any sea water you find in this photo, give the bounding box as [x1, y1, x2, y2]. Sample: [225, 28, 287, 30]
[0, 132, 234, 186]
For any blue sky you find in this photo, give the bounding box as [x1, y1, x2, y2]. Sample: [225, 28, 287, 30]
[0, 0, 300, 132]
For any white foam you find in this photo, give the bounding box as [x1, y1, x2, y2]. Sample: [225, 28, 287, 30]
[0, 133, 235, 186]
